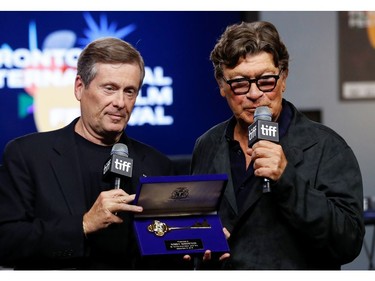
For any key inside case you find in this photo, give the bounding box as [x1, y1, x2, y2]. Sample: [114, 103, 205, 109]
[133, 174, 230, 256]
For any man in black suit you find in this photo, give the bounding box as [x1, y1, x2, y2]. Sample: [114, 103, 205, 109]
[0, 37, 180, 269]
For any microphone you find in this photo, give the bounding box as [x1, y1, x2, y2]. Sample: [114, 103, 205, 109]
[103, 143, 133, 189]
[248, 106, 279, 193]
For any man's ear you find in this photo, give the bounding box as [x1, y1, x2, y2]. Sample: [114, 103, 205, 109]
[74, 75, 84, 101]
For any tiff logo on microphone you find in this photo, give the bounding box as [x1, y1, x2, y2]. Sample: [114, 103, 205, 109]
[114, 158, 132, 172]
[260, 124, 277, 137]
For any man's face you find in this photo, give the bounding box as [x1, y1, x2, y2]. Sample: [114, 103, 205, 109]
[220, 52, 287, 128]
[74, 63, 142, 143]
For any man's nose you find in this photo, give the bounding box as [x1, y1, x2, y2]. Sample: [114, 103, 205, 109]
[113, 92, 125, 107]
[245, 83, 263, 100]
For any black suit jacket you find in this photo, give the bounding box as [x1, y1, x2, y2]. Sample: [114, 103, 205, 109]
[0, 118, 175, 269]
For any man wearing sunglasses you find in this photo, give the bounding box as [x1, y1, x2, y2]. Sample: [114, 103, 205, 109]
[191, 21, 364, 269]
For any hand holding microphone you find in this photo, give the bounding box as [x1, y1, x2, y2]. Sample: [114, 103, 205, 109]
[248, 106, 286, 193]
[82, 143, 142, 236]
[102, 143, 136, 216]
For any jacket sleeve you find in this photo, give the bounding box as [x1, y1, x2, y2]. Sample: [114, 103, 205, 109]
[273, 136, 365, 265]
[0, 140, 86, 266]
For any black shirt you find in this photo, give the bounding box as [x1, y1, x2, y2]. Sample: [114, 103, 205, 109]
[75, 133, 112, 209]
[74, 133, 137, 269]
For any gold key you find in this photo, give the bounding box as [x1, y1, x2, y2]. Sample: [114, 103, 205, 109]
[147, 219, 211, 237]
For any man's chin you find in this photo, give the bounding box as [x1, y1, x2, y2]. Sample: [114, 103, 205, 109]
[104, 124, 125, 135]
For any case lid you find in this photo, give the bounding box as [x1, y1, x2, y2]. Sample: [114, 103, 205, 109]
[134, 174, 228, 218]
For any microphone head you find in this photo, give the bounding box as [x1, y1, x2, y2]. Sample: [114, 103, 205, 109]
[111, 143, 129, 157]
[103, 142, 133, 181]
[254, 106, 272, 122]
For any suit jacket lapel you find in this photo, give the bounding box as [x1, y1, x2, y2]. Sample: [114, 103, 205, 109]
[50, 120, 86, 215]
[213, 133, 239, 216]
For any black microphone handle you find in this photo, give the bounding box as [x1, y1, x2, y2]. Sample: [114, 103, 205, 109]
[262, 178, 271, 193]
[113, 177, 121, 215]
[114, 177, 121, 189]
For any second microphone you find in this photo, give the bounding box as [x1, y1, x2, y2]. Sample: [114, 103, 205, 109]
[103, 143, 134, 189]
[248, 106, 279, 193]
